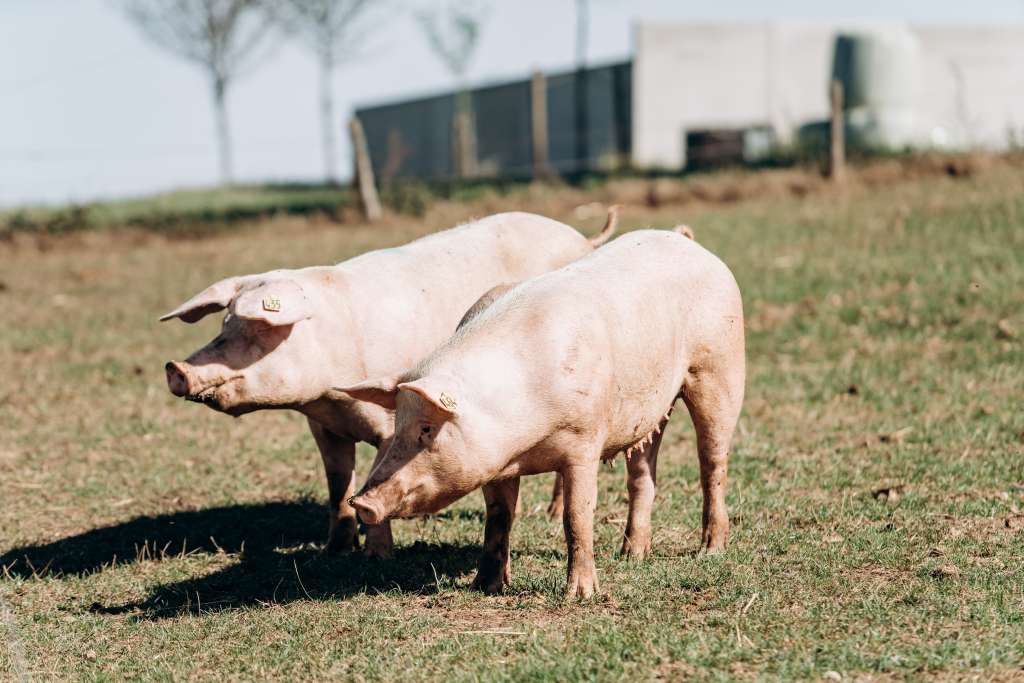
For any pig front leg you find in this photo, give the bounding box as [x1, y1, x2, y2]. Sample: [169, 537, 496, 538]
[363, 521, 395, 559]
[621, 423, 665, 560]
[471, 477, 520, 594]
[362, 437, 396, 559]
[563, 463, 600, 599]
[308, 419, 359, 553]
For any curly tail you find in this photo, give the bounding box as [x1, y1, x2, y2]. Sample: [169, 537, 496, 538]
[588, 205, 619, 247]
[674, 224, 696, 241]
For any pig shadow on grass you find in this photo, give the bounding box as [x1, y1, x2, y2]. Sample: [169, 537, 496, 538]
[0, 499, 481, 620]
[0, 500, 325, 579]
[94, 540, 480, 620]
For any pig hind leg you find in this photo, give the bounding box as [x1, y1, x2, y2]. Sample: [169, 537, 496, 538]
[472, 476, 521, 595]
[546, 473, 565, 519]
[308, 419, 359, 553]
[681, 361, 744, 554]
[620, 420, 666, 560]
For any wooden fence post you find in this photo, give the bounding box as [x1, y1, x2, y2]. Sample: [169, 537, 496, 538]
[349, 116, 382, 222]
[829, 79, 846, 183]
[530, 70, 551, 179]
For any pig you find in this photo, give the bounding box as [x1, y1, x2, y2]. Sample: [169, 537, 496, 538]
[161, 210, 617, 557]
[542, 224, 698, 520]
[335, 226, 744, 598]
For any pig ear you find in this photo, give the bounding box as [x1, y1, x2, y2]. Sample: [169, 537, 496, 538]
[232, 279, 312, 326]
[397, 379, 459, 417]
[328, 376, 401, 410]
[159, 276, 244, 323]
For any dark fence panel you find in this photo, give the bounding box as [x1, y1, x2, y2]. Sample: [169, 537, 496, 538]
[358, 92, 456, 184]
[545, 71, 579, 173]
[552, 61, 632, 173]
[355, 61, 632, 182]
[471, 80, 534, 177]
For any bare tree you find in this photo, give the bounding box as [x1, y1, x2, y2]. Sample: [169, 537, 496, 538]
[415, 0, 490, 177]
[119, 0, 275, 184]
[270, 0, 382, 184]
[415, 0, 487, 82]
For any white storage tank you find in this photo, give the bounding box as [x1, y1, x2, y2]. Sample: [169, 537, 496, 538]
[832, 27, 922, 149]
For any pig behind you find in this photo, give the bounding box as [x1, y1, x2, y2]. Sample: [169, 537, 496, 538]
[161, 210, 617, 557]
[338, 227, 745, 597]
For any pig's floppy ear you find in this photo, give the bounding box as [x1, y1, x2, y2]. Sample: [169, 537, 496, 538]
[232, 279, 312, 326]
[397, 378, 459, 417]
[159, 276, 245, 323]
[329, 376, 401, 411]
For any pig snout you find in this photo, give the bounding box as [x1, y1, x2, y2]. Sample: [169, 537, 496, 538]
[165, 361, 193, 397]
[350, 478, 404, 526]
[349, 493, 386, 526]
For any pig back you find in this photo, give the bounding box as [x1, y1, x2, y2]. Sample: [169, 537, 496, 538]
[515, 229, 742, 452]
[335, 212, 594, 378]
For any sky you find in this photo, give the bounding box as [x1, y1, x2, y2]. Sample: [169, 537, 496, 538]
[2, 0, 1024, 207]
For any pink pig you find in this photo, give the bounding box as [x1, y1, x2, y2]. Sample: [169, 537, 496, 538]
[337, 227, 745, 598]
[161, 211, 616, 557]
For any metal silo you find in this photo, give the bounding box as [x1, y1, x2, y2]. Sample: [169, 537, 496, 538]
[832, 27, 922, 150]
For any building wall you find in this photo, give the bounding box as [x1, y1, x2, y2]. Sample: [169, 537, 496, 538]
[914, 27, 1024, 149]
[632, 21, 1024, 169]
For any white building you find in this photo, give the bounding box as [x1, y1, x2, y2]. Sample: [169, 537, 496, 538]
[632, 21, 1024, 169]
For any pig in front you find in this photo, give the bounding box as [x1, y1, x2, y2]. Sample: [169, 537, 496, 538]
[161, 211, 616, 557]
[337, 227, 745, 598]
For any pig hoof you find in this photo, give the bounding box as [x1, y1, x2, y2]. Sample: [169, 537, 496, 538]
[699, 538, 727, 555]
[564, 570, 599, 601]
[471, 571, 507, 595]
[472, 555, 510, 595]
[620, 528, 652, 561]
[620, 540, 650, 561]
[700, 529, 728, 555]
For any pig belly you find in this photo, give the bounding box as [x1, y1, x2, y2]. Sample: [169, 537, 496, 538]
[595, 298, 691, 455]
[601, 377, 683, 457]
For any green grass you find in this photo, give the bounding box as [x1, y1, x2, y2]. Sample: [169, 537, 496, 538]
[1, 164, 1022, 681]
[0, 184, 352, 236]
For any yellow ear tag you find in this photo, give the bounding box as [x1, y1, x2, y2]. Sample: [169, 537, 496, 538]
[438, 392, 458, 411]
[262, 296, 281, 312]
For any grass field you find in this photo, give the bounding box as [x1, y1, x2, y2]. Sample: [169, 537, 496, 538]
[0, 184, 353, 237]
[1, 161, 1022, 681]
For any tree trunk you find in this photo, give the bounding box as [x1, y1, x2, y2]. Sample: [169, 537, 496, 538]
[320, 57, 339, 185]
[212, 75, 234, 185]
